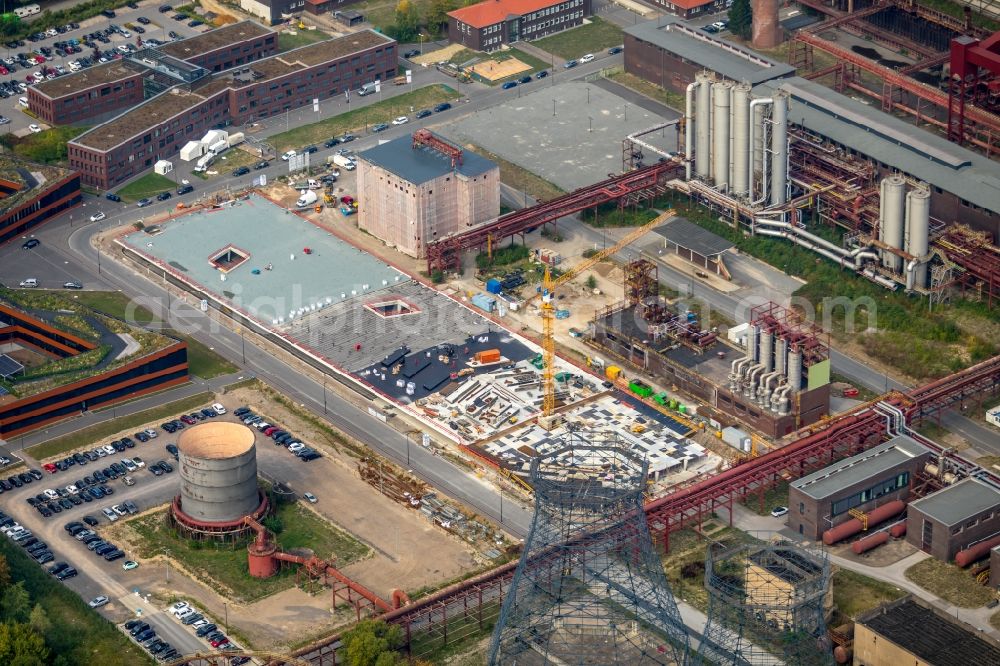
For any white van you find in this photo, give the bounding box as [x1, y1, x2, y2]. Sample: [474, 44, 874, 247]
[19, 278, 38, 288]
[18, 97, 28, 108]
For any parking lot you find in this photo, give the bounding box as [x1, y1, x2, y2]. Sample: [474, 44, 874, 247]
[1, 388, 480, 652]
[1, 2, 209, 135]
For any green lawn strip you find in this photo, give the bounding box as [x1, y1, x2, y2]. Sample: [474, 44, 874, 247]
[460, 142, 564, 202]
[68, 290, 158, 325]
[904, 557, 996, 608]
[277, 29, 330, 52]
[0, 125, 89, 163]
[530, 17, 623, 60]
[268, 84, 460, 153]
[831, 569, 905, 621]
[63, 290, 236, 379]
[115, 172, 177, 202]
[0, 539, 153, 665]
[653, 191, 998, 381]
[163, 329, 239, 379]
[605, 69, 685, 111]
[27, 391, 213, 461]
[125, 503, 370, 603]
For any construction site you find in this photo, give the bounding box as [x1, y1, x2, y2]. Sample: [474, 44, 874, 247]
[94, 3, 1000, 662]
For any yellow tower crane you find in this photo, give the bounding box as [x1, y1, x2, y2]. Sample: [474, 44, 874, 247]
[529, 209, 676, 420]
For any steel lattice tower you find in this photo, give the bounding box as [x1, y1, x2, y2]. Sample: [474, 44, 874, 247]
[696, 539, 833, 666]
[488, 432, 690, 665]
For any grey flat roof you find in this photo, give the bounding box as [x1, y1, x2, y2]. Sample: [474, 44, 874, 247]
[360, 133, 496, 185]
[791, 434, 931, 500]
[909, 478, 1000, 526]
[624, 17, 795, 85]
[655, 217, 733, 257]
[754, 76, 1000, 216]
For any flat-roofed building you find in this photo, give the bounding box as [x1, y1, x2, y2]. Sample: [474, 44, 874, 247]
[0, 157, 80, 248]
[905, 477, 1000, 561]
[157, 20, 277, 71]
[26, 21, 276, 126]
[854, 595, 1000, 666]
[787, 435, 932, 540]
[28, 62, 145, 126]
[357, 132, 500, 259]
[623, 17, 794, 95]
[69, 30, 396, 190]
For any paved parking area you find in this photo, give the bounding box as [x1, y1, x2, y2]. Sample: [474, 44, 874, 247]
[441, 80, 676, 191]
[0, 3, 210, 135]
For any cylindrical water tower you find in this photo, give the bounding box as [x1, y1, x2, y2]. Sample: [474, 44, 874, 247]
[171, 421, 268, 540]
[879, 176, 906, 272]
[712, 80, 733, 190]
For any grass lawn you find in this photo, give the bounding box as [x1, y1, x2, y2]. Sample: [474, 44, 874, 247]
[462, 142, 564, 203]
[0, 539, 153, 665]
[68, 291, 238, 378]
[27, 392, 213, 461]
[277, 29, 329, 52]
[116, 172, 177, 202]
[167, 331, 238, 378]
[268, 84, 460, 153]
[904, 557, 996, 608]
[586, 201, 658, 228]
[740, 481, 789, 516]
[531, 17, 623, 60]
[606, 69, 685, 111]
[0, 124, 89, 164]
[124, 503, 371, 603]
[832, 569, 905, 621]
[661, 526, 760, 613]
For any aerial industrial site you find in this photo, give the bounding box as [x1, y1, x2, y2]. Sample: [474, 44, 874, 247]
[1, 0, 1000, 665]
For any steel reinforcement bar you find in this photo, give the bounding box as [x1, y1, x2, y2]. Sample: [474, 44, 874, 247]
[290, 355, 1000, 664]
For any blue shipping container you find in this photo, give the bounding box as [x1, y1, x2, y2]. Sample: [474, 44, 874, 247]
[470, 293, 496, 312]
[486, 278, 502, 294]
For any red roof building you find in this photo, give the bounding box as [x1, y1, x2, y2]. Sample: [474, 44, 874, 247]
[447, 0, 591, 52]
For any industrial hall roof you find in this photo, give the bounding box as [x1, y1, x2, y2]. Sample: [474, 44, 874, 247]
[790, 434, 930, 500]
[359, 133, 497, 185]
[754, 76, 1000, 216]
[623, 17, 795, 85]
[908, 477, 1000, 526]
[654, 217, 733, 258]
[858, 597, 1000, 666]
[448, 0, 568, 29]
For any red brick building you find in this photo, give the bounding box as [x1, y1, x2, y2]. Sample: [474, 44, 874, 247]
[448, 0, 591, 52]
[0, 159, 80, 248]
[69, 30, 396, 190]
[27, 21, 277, 127]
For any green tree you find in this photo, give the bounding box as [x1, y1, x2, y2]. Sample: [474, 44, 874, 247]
[0, 554, 10, 587]
[728, 0, 752, 40]
[1, 582, 31, 623]
[28, 605, 50, 636]
[585, 275, 598, 290]
[0, 13, 20, 37]
[427, 0, 456, 30]
[393, 0, 420, 43]
[0, 622, 48, 666]
[342, 619, 403, 666]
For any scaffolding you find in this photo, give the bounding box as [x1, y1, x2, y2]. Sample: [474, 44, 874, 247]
[488, 432, 689, 665]
[696, 539, 833, 666]
[624, 258, 659, 307]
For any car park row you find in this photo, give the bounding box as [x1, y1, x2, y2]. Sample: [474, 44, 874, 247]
[234, 406, 321, 461]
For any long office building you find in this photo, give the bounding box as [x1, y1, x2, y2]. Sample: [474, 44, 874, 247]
[28, 21, 277, 127]
[68, 30, 396, 189]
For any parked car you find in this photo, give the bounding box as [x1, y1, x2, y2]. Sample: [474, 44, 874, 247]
[402, 49, 420, 58]
[370, 123, 389, 133]
[433, 102, 452, 112]
[176, 184, 194, 195]
[770, 506, 789, 518]
[21, 238, 39, 249]
[155, 191, 171, 201]
[253, 160, 269, 170]
[608, 46, 623, 55]
[231, 166, 250, 177]
[579, 53, 595, 64]
[564, 59, 578, 68]
[415, 109, 432, 119]
[136, 198, 152, 207]
[501, 81, 517, 89]
[391, 115, 409, 125]
[106, 192, 121, 202]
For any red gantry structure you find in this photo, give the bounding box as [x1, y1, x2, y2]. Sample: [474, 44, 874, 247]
[412, 129, 463, 169]
[286, 354, 1000, 665]
[947, 31, 1000, 147]
[424, 160, 680, 273]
